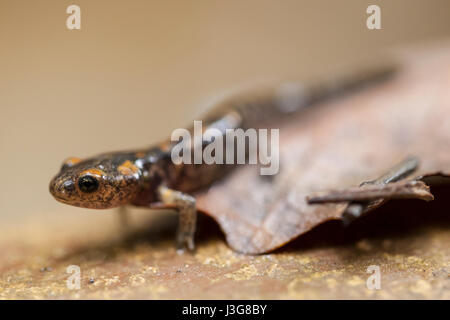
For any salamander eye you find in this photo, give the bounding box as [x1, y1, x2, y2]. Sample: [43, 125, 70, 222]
[78, 176, 99, 193]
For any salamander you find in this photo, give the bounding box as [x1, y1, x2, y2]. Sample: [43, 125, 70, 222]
[49, 66, 395, 252]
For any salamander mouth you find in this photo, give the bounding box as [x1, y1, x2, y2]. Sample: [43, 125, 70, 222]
[48, 178, 91, 208]
[51, 194, 115, 209]
[51, 195, 75, 206]
[49, 185, 75, 205]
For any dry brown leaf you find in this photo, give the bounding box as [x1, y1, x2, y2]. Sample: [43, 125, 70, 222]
[196, 48, 450, 254]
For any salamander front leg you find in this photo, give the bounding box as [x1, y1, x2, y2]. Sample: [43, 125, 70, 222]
[157, 185, 197, 253]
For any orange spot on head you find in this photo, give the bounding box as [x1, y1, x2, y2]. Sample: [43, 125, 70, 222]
[63, 157, 81, 167]
[135, 151, 146, 158]
[80, 168, 105, 178]
[118, 160, 139, 176]
[158, 142, 172, 152]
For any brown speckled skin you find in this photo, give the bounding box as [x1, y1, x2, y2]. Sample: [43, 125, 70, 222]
[49, 144, 234, 210]
[50, 66, 394, 211]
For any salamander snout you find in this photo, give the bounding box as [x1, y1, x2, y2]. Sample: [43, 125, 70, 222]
[50, 178, 76, 197]
[49, 173, 79, 206]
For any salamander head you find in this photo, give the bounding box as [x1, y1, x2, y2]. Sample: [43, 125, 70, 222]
[49, 154, 142, 209]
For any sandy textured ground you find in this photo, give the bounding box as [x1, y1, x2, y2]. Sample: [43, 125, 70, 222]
[0, 186, 448, 299]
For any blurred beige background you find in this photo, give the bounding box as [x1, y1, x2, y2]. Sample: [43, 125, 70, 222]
[1, 0, 450, 227]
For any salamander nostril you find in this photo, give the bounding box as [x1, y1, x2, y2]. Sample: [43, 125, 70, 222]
[62, 180, 75, 193]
